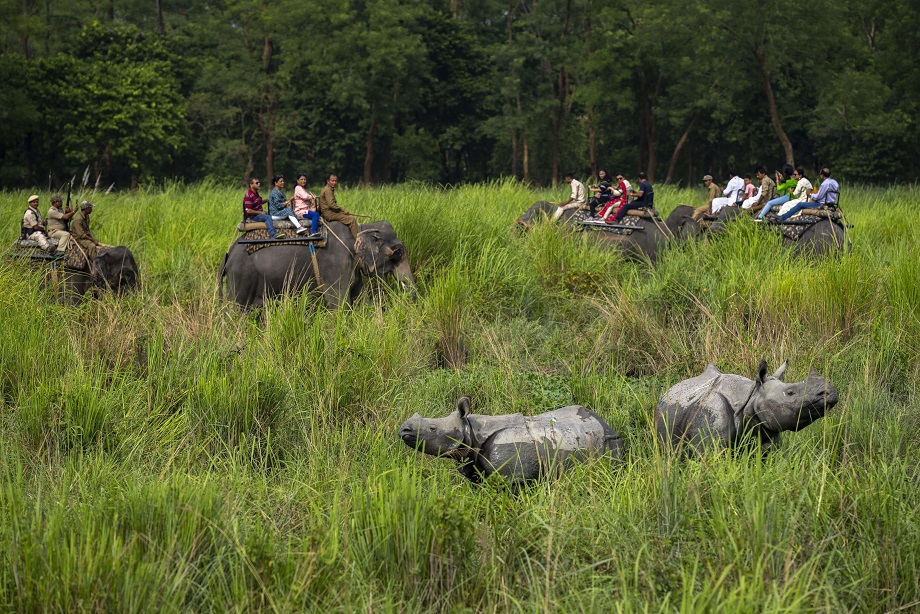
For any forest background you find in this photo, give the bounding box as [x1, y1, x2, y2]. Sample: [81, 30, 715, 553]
[2, 0, 919, 190]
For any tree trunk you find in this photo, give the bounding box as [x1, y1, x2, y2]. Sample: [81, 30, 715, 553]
[636, 67, 658, 181]
[451, 0, 459, 19]
[754, 43, 794, 166]
[551, 66, 563, 187]
[107, 0, 113, 21]
[588, 105, 597, 178]
[156, 0, 165, 35]
[664, 110, 701, 184]
[363, 100, 377, 185]
[522, 135, 529, 183]
[20, 0, 33, 59]
[261, 37, 276, 180]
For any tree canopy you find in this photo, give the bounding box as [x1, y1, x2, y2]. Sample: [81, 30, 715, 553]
[2, 0, 918, 187]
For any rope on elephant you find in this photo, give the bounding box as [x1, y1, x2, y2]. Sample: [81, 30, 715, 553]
[320, 219, 354, 257]
[309, 244, 323, 290]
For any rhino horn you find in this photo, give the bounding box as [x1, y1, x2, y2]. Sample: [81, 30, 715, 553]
[457, 395, 472, 417]
[772, 360, 788, 381]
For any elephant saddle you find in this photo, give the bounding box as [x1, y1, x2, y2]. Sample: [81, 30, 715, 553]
[240, 229, 328, 254]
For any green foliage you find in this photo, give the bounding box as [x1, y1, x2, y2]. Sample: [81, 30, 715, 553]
[4, 0, 920, 187]
[0, 182, 919, 610]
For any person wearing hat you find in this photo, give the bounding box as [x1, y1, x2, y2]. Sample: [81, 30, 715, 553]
[693, 175, 723, 220]
[46, 193, 74, 255]
[22, 195, 53, 252]
[71, 200, 102, 261]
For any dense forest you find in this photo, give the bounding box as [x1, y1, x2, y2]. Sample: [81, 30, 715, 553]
[2, 0, 918, 188]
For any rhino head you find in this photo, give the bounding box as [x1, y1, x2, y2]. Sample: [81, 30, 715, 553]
[750, 360, 839, 433]
[398, 396, 472, 458]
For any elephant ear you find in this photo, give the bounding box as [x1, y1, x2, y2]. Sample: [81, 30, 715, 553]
[354, 229, 381, 274]
[90, 251, 111, 287]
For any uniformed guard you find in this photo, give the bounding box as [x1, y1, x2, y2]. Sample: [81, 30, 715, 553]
[22, 195, 53, 252]
[71, 200, 102, 261]
[46, 193, 74, 255]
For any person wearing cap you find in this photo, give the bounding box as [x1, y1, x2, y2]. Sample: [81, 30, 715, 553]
[46, 193, 74, 255]
[71, 200, 101, 260]
[693, 175, 723, 219]
[22, 195, 52, 252]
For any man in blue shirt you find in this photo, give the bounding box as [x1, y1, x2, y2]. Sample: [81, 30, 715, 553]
[631, 172, 654, 205]
[779, 167, 838, 221]
[612, 171, 653, 221]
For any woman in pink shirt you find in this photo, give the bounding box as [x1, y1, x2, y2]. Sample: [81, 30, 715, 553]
[293, 173, 321, 237]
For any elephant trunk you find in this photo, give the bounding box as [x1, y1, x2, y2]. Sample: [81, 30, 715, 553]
[393, 257, 417, 298]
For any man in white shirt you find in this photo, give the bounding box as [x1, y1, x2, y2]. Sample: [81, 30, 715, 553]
[711, 168, 744, 214]
[552, 172, 587, 221]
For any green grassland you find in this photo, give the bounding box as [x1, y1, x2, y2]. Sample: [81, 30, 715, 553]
[1, 182, 918, 612]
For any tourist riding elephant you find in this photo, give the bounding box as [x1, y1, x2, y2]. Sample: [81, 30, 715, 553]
[219, 220, 415, 309]
[664, 205, 850, 255]
[515, 200, 672, 262]
[61, 246, 140, 303]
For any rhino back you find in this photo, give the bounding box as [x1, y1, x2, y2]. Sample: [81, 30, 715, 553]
[656, 369, 757, 449]
[475, 406, 620, 481]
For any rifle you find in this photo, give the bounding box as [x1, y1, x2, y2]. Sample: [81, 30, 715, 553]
[65, 180, 73, 232]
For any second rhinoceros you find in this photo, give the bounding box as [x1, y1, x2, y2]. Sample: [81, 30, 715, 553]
[398, 396, 624, 483]
[655, 360, 838, 453]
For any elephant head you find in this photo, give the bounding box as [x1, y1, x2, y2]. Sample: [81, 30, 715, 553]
[91, 246, 140, 294]
[354, 223, 416, 292]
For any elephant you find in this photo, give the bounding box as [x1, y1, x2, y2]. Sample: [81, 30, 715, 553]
[655, 360, 839, 455]
[13, 239, 139, 303]
[70, 246, 139, 297]
[515, 200, 672, 262]
[664, 204, 850, 255]
[218, 220, 415, 309]
[399, 395, 624, 484]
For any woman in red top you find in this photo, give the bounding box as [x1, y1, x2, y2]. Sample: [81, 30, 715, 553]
[599, 174, 630, 222]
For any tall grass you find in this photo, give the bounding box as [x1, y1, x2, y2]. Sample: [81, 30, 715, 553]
[1, 182, 919, 611]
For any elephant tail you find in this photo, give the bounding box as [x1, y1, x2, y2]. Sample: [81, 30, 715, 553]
[217, 250, 229, 300]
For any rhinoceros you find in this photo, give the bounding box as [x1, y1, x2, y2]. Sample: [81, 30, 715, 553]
[398, 396, 624, 483]
[655, 360, 839, 453]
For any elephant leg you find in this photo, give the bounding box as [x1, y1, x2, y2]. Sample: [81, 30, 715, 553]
[320, 268, 359, 308]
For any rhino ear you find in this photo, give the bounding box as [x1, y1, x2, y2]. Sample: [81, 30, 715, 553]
[757, 359, 769, 384]
[456, 395, 472, 417]
[772, 360, 788, 381]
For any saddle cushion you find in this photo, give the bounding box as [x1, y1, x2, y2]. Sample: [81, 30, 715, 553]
[240, 229, 327, 255]
[237, 219, 300, 232]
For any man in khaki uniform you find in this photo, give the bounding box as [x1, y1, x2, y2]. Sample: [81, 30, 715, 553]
[317, 174, 360, 239]
[46, 193, 74, 255]
[750, 166, 776, 216]
[71, 200, 102, 261]
[22, 195, 52, 251]
[693, 175, 723, 220]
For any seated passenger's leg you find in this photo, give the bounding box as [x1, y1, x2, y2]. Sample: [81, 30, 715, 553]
[779, 201, 811, 221]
